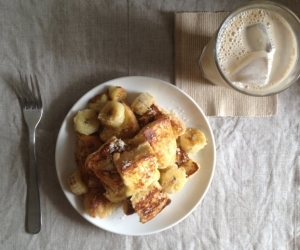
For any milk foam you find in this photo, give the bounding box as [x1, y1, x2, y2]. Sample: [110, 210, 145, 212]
[216, 9, 297, 90]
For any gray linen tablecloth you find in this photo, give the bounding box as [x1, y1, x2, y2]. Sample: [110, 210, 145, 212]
[1, 0, 299, 249]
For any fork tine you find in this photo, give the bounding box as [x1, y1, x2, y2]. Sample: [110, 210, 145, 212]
[20, 75, 42, 110]
[29, 75, 37, 109]
[25, 75, 34, 109]
[21, 75, 30, 109]
[33, 75, 42, 109]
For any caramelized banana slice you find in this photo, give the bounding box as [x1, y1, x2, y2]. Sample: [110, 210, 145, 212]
[159, 165, 187, 194]
[74, 109, 101, 135]
[179, 128, 207, 154]
[88, 93, 108, 113]
[108, 86, 127, 101]
[131, 92, 156, 115]
[98, 101, 125, 128]
[68, 170, 88, 195]
[100, 102, 140, 141]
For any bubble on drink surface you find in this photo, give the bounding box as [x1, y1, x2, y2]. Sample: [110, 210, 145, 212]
[243, 23, 272, 52]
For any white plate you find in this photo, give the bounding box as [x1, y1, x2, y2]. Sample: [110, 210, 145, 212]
[55, 76, 215, 236]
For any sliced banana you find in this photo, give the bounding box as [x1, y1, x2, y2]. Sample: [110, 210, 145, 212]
[179, 128, 207, 154]
[131, 92, 155, 115]
[108, 86, 127, 101]
[98, 101, 125, 128]
[88, 93, 108, 112]
[74, 109, 101, 135]
[159, 165, 187, 194]
[68, 170, 89, 195]
[103, 184, 127, 203]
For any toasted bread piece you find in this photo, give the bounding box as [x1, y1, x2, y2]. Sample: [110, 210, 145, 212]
[84, 187, 121, 218]
[180, 158, 200, 178]
[164, 114, 186, 139]
[138, 116, 177, 169]
[75, 133, 102, 170]
[122, 198, 135, 216]
[100, 102, 140, 142]
[125, 132, 147, 147]
[175, 146, 188, 164]
[137, 104, 165, 128]
[85, 137, 127, 191]
[75, 133, 103, 188]
[176, 147, 200, 178]
[131, 181, 171, 223]
[113, 141, 160, 196]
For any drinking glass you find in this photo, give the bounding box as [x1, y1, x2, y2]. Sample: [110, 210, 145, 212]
[199, 1, 300, 96]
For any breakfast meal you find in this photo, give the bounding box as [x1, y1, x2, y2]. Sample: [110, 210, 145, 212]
[68, 85, 207, 223]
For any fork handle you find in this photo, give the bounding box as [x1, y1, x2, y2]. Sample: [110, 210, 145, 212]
[26, 130, 41, 234]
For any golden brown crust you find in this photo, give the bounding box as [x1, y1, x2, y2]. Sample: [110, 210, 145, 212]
[75, 133, 102, 169]
[164, 114, 186, 139]
[113, 141, 160, 196]
[84, 187, 121, 218]
[137, 104, 165, 128]
[74, 133, 103, 188]
[85, 137, 128, 191]
[139, 116, 177, 169]
[131, 182, 171, 223]
[176, 147, 200, 178]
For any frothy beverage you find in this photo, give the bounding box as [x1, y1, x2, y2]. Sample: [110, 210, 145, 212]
[199, 2, 300, 96]
[216, 9, 298, 92]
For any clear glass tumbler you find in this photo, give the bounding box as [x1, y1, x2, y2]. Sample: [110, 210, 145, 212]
[199, 1, 300, 96]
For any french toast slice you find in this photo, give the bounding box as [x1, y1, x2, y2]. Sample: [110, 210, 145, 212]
[136, 105, 185, 140]
[84, 186, 121, 218]
[137, 104, 165, 128]
[85, 137, 128, 191]
[100, 102, 140, 142]
[131, 181, 171, 223]
[179, 158, 200, 178]
[75, 133, 102, 170]
[138, 116, 177, 169]
[164, 114, 186, 139]
[74, 133, 103, 188]
[113, 141, 160, 196]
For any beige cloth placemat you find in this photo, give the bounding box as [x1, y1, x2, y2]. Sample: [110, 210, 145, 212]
[174, 12, 278, 117]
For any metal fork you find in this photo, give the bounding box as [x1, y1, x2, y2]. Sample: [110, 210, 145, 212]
[21, 75, 43, 234]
